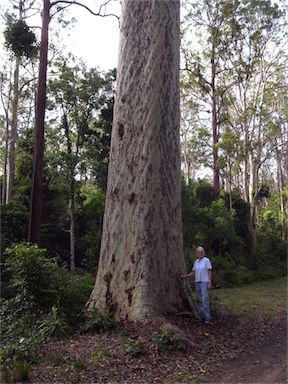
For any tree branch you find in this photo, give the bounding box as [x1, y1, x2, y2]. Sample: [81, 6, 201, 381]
[50, 0, 120, 23]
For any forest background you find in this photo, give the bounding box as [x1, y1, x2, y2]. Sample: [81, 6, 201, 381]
[0, 0, 287, 376]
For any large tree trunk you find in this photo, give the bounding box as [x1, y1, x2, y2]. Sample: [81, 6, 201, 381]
[87, 0, 187, 322]
[29, 0, 50, 243]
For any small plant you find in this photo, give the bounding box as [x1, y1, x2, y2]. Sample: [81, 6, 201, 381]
[151, 330, 189, 352]
[14, 361, 30, 382]
[72, 358, 86, 372]
[43, 353, 67, 365]
[164, 372, 200, 384]
[90, 346, 107, 365]
[83, 309, 116, 333]
[38, 305, 68, 339]
[123, 338, 145, 357]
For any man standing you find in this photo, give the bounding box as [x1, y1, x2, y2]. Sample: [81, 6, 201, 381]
[181, 246, 213, 323]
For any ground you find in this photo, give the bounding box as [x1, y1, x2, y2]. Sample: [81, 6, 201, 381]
[27, 310, 287, 384]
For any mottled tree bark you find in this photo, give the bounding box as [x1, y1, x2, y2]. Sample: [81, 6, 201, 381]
[87, 0, 187, 321]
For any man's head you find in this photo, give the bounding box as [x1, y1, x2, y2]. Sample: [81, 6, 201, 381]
[196, 246, 205, 259]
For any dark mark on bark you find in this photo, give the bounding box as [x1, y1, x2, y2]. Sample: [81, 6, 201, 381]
[104, 272, 112, 284]
[112, 187, 119, 197]
[123, 269, 130, 282]
[118, 123, 124, 140]
[125, 287, 134, 306]
[104, 272, 117, 313]
[112, 254, 116, 263]
[128, 192, 136, 204]
[130, 254, 135, 263]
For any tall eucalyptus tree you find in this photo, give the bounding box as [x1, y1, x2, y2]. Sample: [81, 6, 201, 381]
[87, 0, 187, 321]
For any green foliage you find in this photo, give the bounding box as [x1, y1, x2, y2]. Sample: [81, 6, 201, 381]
[59, 272, 94, 327]
[4, 243, 61, 308]
[15, 361, 30, 381]
[72, 358, 86, 372]
[38, 305, 68, 339]
[1, 360, 30, 383]
[0, 298, 45, 366]
[90, 346, 107, 364]
[182, 180, 244, 258]
[1, 242, 94, 375]
[0, 201, 29, 254]
[78, 185, 105, 271]
[252, 232, 287, 279]
[82, 309, 116, 333]
[123, 338, 145, 357]
[4, 19, 38, 58]
[151, 330, 189, 352]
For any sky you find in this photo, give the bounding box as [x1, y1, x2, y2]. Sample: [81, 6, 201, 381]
[63, 0, 121, 70]
[0, 0, 121, 71]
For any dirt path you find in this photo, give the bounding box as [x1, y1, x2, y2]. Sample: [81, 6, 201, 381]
[203, 327, 287, 384]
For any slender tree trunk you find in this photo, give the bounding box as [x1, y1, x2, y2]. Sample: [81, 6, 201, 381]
[69, 186, 76, 273]
[87, 0, 187, 321]
[248, 154, 257, 248]
[29, 0, 50, 243]
[63, 112, 76, 272]
[2, 94, 11, 204]
[2, 131, 9, 204]
[274, 138, 286, 240]
[211, 53, 219, 200]
[182, 132, 190, 184]
[6, 56, 21, 203]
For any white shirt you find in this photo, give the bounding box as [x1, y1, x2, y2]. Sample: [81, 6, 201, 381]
[193, 257, 212, 282]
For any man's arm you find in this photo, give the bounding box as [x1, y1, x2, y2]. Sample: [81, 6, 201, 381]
[181, 271, 195, 279]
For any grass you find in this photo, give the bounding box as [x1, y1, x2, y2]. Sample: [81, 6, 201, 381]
[210, 276, 287, 317]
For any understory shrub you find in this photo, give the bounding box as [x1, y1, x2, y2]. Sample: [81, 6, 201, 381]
[82, 309, 117, 333]
[59, 272, 94, 327]
[1, 242, 95, 376]
[3, 242, 61, 309]
[123, 338, 145, 357]
[151, 330, 189, 352]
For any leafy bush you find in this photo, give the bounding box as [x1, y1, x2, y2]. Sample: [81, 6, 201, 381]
[235, 265, 255, 285]
[1, 242, 95, 374]
[59, 272, 94, 327]
[0, 202, 29, 255]
[123, 338, 145, 357]
[0, 298, 45, 366]
[4, 243, 61, 309]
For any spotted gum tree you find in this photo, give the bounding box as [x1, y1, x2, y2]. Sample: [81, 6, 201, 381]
[87, 0, 187, 321]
